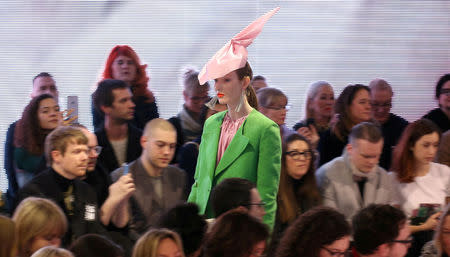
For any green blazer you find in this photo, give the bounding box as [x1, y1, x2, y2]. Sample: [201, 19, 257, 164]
[188, 109, 281, 229]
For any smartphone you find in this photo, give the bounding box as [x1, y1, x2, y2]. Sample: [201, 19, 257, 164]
[67, 95, 78, 124]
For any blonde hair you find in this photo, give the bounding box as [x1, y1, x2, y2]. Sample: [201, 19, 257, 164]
[132, 229, 185, 257]
[44, 126, 87, 165]
[143, 118, 176, 138]
[0, 215, 17, 257]
[30, 247, 73, 257]
[13, 197, 67, 257]
[305, 81, 333, 120]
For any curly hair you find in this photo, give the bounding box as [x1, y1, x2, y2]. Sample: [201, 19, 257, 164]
[276, 206, 351, 257]
[14, 94, 56, 155]
[102, 45, 154, 101]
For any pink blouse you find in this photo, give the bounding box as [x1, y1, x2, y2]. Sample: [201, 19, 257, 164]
[216, 113, 249, 165]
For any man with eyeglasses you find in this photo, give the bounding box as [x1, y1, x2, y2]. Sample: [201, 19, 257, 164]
[353, 204, 411, 257]
[423, 73, 450, 133]
[369, 79, 408, 170]
[316, 122, 394, 224]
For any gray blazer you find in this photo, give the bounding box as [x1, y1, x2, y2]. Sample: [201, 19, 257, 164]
[111, 158, 187, 236]
[316, 155, 394, 222]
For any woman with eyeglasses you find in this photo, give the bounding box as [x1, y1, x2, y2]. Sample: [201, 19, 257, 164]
[276, 206, 351, 257]
[421, 204, 450, 257]
[256, 87, 295, 139]
[267, 133, 321, 256]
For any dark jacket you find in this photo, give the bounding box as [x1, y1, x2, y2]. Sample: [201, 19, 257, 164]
[379, 113, 409, 170]
[4, 121, 18, 213]
[423, 108, 450, 132]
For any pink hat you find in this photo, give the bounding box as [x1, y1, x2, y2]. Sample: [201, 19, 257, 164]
[198, 7, 280, 85]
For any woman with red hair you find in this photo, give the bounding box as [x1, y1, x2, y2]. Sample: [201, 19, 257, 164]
[92, 45, 159, 130]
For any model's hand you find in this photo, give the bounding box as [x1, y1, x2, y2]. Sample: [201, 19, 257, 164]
[109, 174, 136, 203]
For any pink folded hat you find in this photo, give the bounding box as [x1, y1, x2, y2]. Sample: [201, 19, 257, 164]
[198, 7, 280, 85]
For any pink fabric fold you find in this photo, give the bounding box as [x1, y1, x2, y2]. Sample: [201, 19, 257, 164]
[216, 113, 249, 165]
[198, 7, 280, 85]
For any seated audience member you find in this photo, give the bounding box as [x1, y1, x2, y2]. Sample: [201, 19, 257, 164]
[17, 127, 109, 246]
[132, 229, 185, 257]
[202, 209, 269, 257]
[69, 234, 123, 257]
[76, 125, 134, 228]
[14, 94, 61, 188]
[275, 206, 351, 257]
[93, 79, 143, 173]
[293, 81, 335, 147]
[13, 197, 67, 257]
[250, 75, 268, 91]
[111, 118, 187, 237]
[169, 67, 210, 153]
[369, 78, 409, 170]
[353, 204, 411, 257]
[30, 247, 74, 257]
[210, 178, 266, 221]
[423, 74, 450, 132]
[157, 203, 207, 257]
[5, 72, 59, 213]
[93, 45, 158, 130]
[421, 204, 450, 257]
[390, 119, 450, 256]
[436, 131, 450, 166]
[318, 84, 372, 166]
[177, 103, 227, 188]
[0, 215, 17, 257]
[316, 122, 393, 223]
[268, 133, 321, 256]
[257, 87, 295, 139]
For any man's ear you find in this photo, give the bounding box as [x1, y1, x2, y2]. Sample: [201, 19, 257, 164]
[100, 105, 110, 115]
[183, 90, 189, 101]
[346, 143, 353, 155]
[51, 150, 62, 164]
[140, 135, 148, 149]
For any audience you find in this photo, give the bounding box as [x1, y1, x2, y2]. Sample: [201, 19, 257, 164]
[423, 74, 450, 132]
[0, 215, 17, 257]
[294, 81, 335, 147]
[210, 178, 266, 221]
[93, 45, 159, 130]
[316, 122, 393, 223]
[436, 130, 450, 166]
[30, 247, 73, 257]
[157, 203, 207, 257]
[250, 75, 268, 91]
[353, 204, 411, 257]
[13, 197, 67, 257]
[275, 206, 351, 257]
[390, 119, 450, 256]
[202, 209, 269, 257]
[93, 79, 143, 173]
[132, 229, 185, 257]
[69, 234, 123, 257]
[369, 78, 409, 170]
[111, 118, 187, 237]
[318, 84, 372, 166]
[420, 204, 450, 257]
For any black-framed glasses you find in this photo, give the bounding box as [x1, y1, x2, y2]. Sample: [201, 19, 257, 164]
[262, 104, 291, 111]
[441, 88, 450, 96]
[371, 101, 392, 108]
[88, 146, 102, 155]
[391, 237, 413, 245]
[285, 150, 313, 160]
[321, 246, 350, 257]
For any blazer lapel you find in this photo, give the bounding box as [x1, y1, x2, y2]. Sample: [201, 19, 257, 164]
[215, 119, 249, 176]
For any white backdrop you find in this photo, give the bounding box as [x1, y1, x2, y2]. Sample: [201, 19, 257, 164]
[1, 0, 449, 191]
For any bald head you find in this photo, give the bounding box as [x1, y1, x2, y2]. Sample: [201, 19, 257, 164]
[143, 118, 177, 138]
[369, 79, 393, 124]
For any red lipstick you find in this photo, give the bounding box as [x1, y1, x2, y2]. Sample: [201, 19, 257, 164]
[217, 93, 224, 98]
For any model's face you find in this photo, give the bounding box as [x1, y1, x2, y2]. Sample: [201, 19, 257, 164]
[387, 224, 411, 257]
[259, 96, 288, 126]
[349, 89, 372, 124]
[82, 129, 100, 172]
[285, 139, 311, 180]
[248, 240, 266, 257]
[441, 216, 450, 256]
[247, 188, 266, 221]
[142, 128, 177, 170]
[370, 89, 392, 124]
[31, 76, 59, 99]
[214, 71, 247, 107]
[38, 98, 61, 130]
[312, 85, 335, 118]
[53, 142, 88, 179]
[411, 132, 439, 166]
[319, 236, 350, 257]
[157, 238, 183, 257]
[347, 139, 383, 173]
[29, 231, 62, 255]
[111, 55, 137, 84]
[184, 87, 209, 114]
[105, 88, 135, 121]
[439, 81, 450, 112]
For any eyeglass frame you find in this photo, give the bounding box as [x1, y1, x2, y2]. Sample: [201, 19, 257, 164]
[88, 145, 103, 155]
[390, 237, 413, 245]
[243, 201, 266, 207]
[284, 150, 313, 160]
